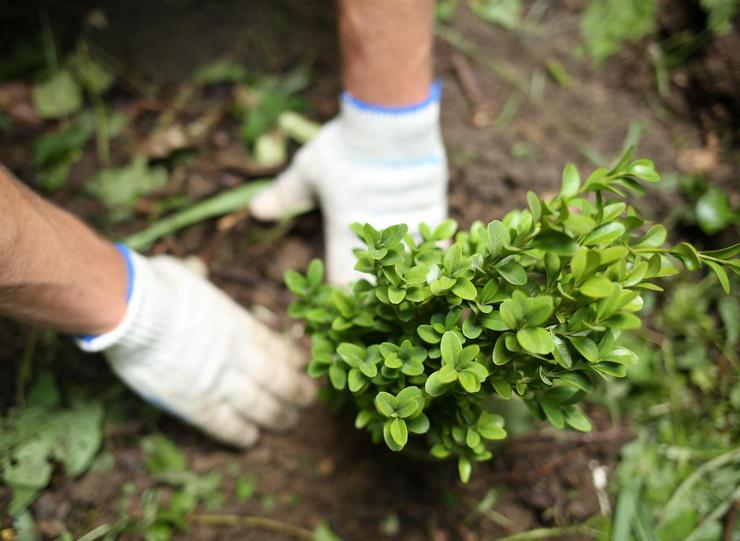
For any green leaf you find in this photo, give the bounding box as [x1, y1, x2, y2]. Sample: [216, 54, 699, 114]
[458, 371, 481, 393]
[306, 259, 324, 287]
[328, 364, 347, 390]
[348, 369, 367, 392]
[337, 343, 365, 367]
[440, 331, 463, 365]
[417, 324, 440, 344]
[527, 191, 542, 222]
[491, 379, 513, 399]
[477, 412, 507, 439]
[488, 220, 510, 257]
[552, 335, 574, 368]
[579, 276, 613, 298]
[705, 259, 730, 294]
[452, 278, 477, 300]
[389, 418, 408, 448]
[564, 408, 592, 432]
[523, 295, 554, 326]
[493, 334, 514, 365]
[374, 392, 397, 417]
[466, 427, 482, 449]
[557, 371, 593, 392]
[383, 421, 404, 452]
[430, 276, 457, 294]
[388, 287, 406, 304]
[496, 260, 527, 285]
[516, 327, 555, 354]
[541, 400, 564, 428]
[532, 231, 579, 256]
[583, 222, 626, 246]
[635, 224, 667, 248]
[458, 455, 472, 484]
[407, 413, 430, 434]
[284, 270, 308, 295]
[434, 219, 458, 240]
[568, 336, 600, 362]
[425, 368, 456, 396]
[380, 224, 409, 247]
[32, 69, 82, 118]
[560, 163, 581, 198]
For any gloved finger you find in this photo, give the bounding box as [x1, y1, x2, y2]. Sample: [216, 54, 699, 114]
[227, 371, 299, 430]
[249, 152, 316, 221]
[190, 402, 261, 448]
[239, 325, 316, 407]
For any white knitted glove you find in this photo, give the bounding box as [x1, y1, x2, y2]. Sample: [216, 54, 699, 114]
[76, 246, 314, 447]
[250, 83, 448, 284]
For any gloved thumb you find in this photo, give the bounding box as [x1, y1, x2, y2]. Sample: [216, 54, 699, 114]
[250, 154, 316, 221]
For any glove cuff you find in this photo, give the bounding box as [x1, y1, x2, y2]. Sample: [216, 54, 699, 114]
[75, 246, 168, 352]
[338, 81, 443, 164]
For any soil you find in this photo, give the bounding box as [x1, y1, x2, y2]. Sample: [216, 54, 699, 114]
[0, 1, 737, 540]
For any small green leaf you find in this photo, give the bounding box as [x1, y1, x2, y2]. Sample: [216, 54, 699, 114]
[440, 331, 463, 365]
[564, 407, 592, 432]
[434, 219, 458, 240]
[560, 163, 581, 198]
[458, 455, 472, 483]
[452, 278, 477, 300]
[488, 220, 510, 257]
[635, 224, 667, 248]
[552, 335, 574, 368]
[407, 413, 430, 434]
[380, 224, 409, 247]
[329, 364, 347, 390]
[417, 325, 440, 344]
[583, 222, 626, 246]
[541, 400, 564, 428]
[389, 418, 408, 448]
[704, 259, 730, 294]
[568, 336, 600, 362]
[374, 392, 397, 417]
[516, 327, 555, 355]
[533, 230, 579, 256]
[348, 369, 367, 392]
[496, 260, 527, 285]
[579, 276, 613, 298]
[491, 379, 513, 399]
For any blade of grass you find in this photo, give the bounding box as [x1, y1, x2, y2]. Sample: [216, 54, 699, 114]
[656, 446, 740, 528]
[124, 180, 269, 250]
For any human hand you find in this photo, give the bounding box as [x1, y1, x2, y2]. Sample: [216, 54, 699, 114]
[77, 248, 315, 447]
[250, 83, 448, 284]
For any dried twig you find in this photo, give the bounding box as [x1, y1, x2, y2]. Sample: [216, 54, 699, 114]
[450, 53, 495, 128]
[190, 513, 314, 540]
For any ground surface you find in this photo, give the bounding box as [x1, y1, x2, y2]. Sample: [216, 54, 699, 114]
[1, 1, 738, 540]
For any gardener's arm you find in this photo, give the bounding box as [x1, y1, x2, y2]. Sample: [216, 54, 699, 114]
[251, 0, 447, 284]
[0, 166, 314, 447]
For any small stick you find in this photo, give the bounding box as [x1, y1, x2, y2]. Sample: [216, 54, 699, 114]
[450, 53, 495, 128]
[191, 513, 314, 540]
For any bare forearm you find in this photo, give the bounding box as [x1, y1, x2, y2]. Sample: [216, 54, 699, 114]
[0, 166, 127, 335]
[339, 0, 434, 105]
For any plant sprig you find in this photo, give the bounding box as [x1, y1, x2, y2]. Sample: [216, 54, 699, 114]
[286, 148, 738, 482]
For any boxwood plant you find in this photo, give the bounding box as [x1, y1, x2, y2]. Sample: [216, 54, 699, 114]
[285, 149, 738, 482]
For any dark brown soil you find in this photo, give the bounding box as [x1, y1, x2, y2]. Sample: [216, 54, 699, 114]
[1, 1, 737, 539]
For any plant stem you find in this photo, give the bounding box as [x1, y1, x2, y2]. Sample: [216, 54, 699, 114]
[493, 524, 600, 541]
[124, 181, 269, 250]
[190, 514, 314, 540]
